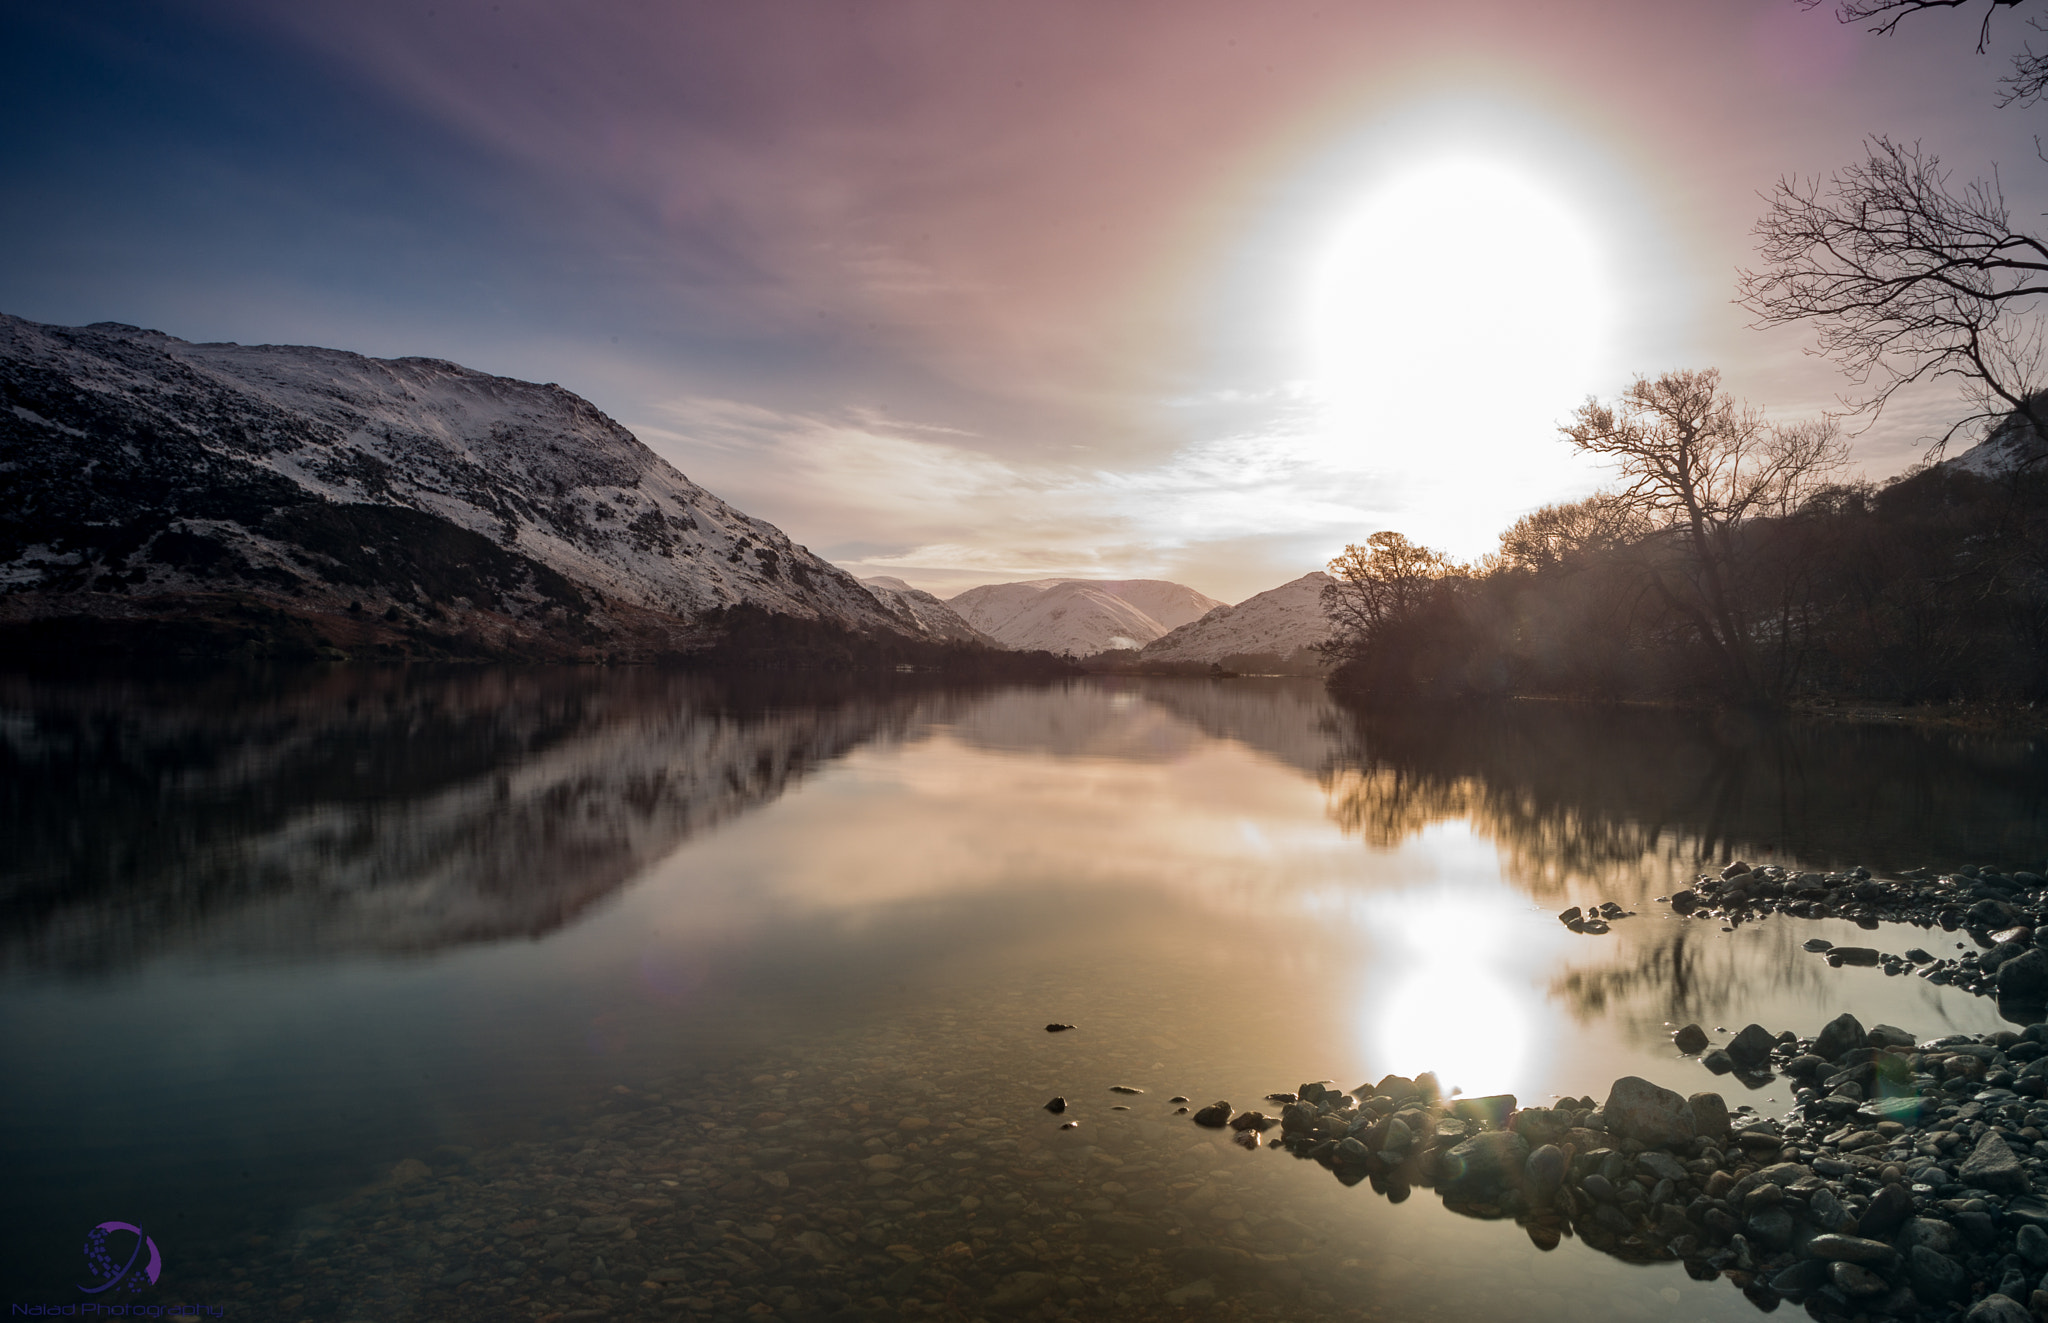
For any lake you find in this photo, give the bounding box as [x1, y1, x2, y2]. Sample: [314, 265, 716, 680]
[4, 667, 2047, 1322]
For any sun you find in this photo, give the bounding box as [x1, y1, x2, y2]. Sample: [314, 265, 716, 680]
[1303, 156, 1615, 555]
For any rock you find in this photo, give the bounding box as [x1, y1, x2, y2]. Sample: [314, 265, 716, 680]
[1525, 1144, 1565, 1195]
[1897, 1218, 1960, 1255]
[1814, 1012, 1868, 1061]
[1804, 937, 1835, 953]
[1907, 1245, 1967, 1303]
[1581, 1172, 1616, 1203]
[1726, 1023, 1778, 1067]
[1830, 1261, 1890, 1299]
[1163, 1281, 1216, 1307]
[1278, 1101, 1317, 1133]
[1998, 948, 2048, 999]
[1449, 1094, 1516, 1128]
[1746, 1206, 1795, 1251]
[1670, 889, 1700, 913]
[1722, 861, 1752, 879]
[1860, 1182, 1913, 1237]
[1687, 1092, 1731, 1139]
[985, 1271, 1055, 1309]
[1964, 1295, 2033, 1323]
[1638, 1151, 1688, 1183]
[1808, 1234, 1897, 1268]
[1438, 1131, 1529, 1200]
[1109, 1085, 1143, 1095]
[1672, 1023, 1709, 1054]
[1192, 1101, 1233, 1128]
[1043, 1096, 1066, 1114]
[1602, 1076, 1696, 1147]
[1869, 1023, 1917, 1047]
[1044, 1024, 1075, 1033]
[1227, 1110, 1268, 1131]
[2019, 1222, 2048, 1267]
[1830, 946, 1881, 965]
[387, 1157, 432, 1187]
[1959, 1130, 2032, 1196]
[1701, 1048, 1736, 1075]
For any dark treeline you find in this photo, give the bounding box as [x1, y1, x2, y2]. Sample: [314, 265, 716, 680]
[1322, 375, 2048, 707]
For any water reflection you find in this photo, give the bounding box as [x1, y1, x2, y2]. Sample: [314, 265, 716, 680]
[5, 672, 2047, 1320]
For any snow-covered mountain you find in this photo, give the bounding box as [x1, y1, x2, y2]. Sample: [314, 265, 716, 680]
[947, 578, 1224, 654]
[1941, 401, 2048, 478]
[0, 314, 912, 658]
[1139, 571, 1333, 670]
[858, 576, 997, 647]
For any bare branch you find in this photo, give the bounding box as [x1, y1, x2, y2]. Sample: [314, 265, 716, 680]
[1737, 137, 2048, 454]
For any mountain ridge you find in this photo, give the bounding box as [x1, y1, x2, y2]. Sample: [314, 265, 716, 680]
[0, 314, 1023, 666]
[947, 577, 1224, 655]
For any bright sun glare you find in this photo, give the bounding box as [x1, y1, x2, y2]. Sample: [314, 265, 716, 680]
[1306, 156, 1614, 555]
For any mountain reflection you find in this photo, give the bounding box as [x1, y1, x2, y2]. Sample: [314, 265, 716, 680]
[0, 668, 955, 972]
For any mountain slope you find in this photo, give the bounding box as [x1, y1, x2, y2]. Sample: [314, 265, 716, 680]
[0, 314, 913, 659]
[1941, 399, 2048, 478]
[1139, 572, 1334, 669]
[948, 578, 1224, 654]
[858, 576, 998, 646]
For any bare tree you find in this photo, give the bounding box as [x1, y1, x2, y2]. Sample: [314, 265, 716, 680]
[1495, 494, 1650, 574]
[1319, 532, 1460, 650]
[1561, 370, 1847, 699]
[1798, 0, 2048, 105]
[1738, 137, 2048, 451]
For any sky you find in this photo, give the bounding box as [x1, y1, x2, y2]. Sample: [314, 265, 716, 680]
[4, 0, 2045, 603]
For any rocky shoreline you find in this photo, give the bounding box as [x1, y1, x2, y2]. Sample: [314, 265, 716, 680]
[1228, 1009, 2048, 1322]
[1656, 862, 2048, 1012]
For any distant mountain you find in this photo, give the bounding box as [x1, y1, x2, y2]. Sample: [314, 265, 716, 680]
[1941, 399, 2048, 478]
[858, 576, 997, 646]
[1139, 572, 1333, 671]
[948, 578, 1224, 654]
[0, 314, 938, 662]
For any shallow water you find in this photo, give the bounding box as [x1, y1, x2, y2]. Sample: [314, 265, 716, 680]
[3, 669, 2047, 1321]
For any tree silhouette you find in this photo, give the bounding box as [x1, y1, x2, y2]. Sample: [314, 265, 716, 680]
[1561, 370, 1846, 700]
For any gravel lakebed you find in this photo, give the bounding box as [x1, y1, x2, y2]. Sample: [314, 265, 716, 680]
[153, 861, 2048, 1323]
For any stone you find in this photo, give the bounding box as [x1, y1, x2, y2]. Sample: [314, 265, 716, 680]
[1999, 948, 2048, 999]
[1673, 1023, 1709, 1054]
[1638, 1151, 1688, 1183]
[1438, 1130, 1529, 1201]
[1807, 1234, 1897, 1268]
[1860, 1181, 1914, 1237]
[1277, 1101, 1317, 1133]
[1044, 1023, 1075, 1033]
[1869, 1023, 1917, 1047]
[1829, 1261, 1889, 1299]
[1746, 1205, 1795, 1251]
[985, 1271, 1055, 1309]
[1814, 1012, 1868, 1062]
[1601, 1076, 1695, 1148]
[1722, 860, 1752, 879]
[1907, 1245, 1967, 1303]
[1043, 1096, 1066, 1114]
[1525, 1144, 1565, 1195]
[1109, 1085, 1143, 1095]
[1964, 1295, 2033, 1323]
[1830, 946, 1881, 965]
[1897, 1218, 1960, 1255]
[1959, 1130, 2031, 1196]
[1449, 1094, 1516, 1128]
[1163, 1280, 1216, 1306]
[2019, 1222, 2048, 1267]
[1804, 937, 1835, 953]
[1726, 1023, 1778, 1067]
[1192, 1101, 1233, 1128]
[1687, 1092, 1731, 1139]
[1701, 1048, 1736, 1075]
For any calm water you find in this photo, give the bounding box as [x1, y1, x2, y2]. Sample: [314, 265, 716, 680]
[4, 668, 2048, 1321]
